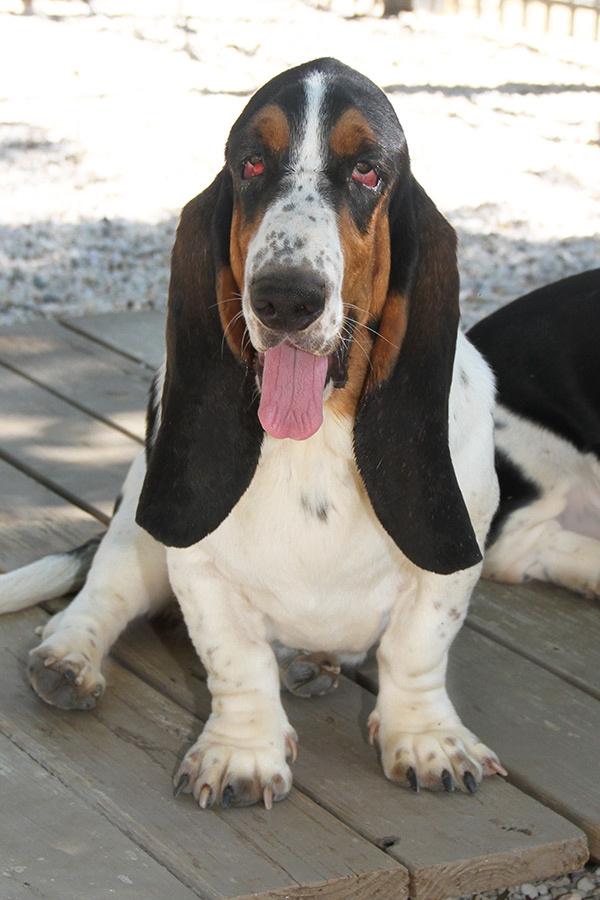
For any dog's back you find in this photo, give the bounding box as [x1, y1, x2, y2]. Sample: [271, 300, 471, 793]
[468, 269, 600, 597]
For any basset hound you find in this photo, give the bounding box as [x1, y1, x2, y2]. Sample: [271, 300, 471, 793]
[0, 58, 506, 809]
[468, 269, 600, 599]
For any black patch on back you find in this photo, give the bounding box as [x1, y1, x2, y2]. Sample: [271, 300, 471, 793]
[487, 449, 541, 546]
[468, 269, 600, 461]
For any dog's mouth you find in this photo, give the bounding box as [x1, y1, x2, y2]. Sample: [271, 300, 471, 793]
[254, 341, 348, 441]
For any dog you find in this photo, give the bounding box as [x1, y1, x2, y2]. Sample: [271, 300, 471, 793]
[468, 269, 600, 599]
[0, 58, 505, 809]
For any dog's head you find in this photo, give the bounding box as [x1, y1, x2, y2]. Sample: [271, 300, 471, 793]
[136, 58, 481, 575]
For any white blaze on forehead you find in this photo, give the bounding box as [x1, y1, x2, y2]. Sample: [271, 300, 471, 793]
[292, 71, 328, 173]
[243, 70, 345, 353]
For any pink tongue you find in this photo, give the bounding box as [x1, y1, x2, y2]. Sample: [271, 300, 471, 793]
[258, 343, 329, 440]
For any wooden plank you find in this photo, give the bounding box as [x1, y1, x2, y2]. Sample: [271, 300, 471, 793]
[0, 608, 406, 900]
[359, 624, 600, 859]
[0, 733, 198, 900]
[469, 579, 600, 700]
[232, 872, 402, 900]
[449, 627, 600, 859]
[0, 458, 103, 573]
[62, 312, 165, 370]
[111, 617, 588, 900]
[0, 365, 138, 519]
[0, 320, 152, 442]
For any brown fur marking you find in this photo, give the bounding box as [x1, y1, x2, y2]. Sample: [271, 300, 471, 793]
[252, 104, 291, 155]
[328, 202, 397, 421]
[217, 267, 251, 363]
[369, 290, 408, 387]
[230, 205, 267, 295]
[330, 108, 376, 158]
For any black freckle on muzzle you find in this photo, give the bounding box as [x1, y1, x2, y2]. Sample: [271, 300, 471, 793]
[250, 267, 329, 332]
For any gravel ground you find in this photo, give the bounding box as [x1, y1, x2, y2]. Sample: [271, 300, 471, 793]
[0, 2, 599, 896]
[468, 868, 600, 900]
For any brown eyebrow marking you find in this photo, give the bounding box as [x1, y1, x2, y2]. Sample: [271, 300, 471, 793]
[330, 108, 376, 158]
[252, 104, 291, 154]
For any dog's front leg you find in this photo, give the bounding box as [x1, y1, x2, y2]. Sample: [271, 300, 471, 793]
[168, 548, 297, 810]
[370, 568, 506, 793]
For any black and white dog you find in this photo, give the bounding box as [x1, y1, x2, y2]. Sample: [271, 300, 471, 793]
[469, 268, 600, 599]
[0, 60, 597, 811]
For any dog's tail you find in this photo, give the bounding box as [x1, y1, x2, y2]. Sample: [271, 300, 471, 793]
[0, 536, 102, 614]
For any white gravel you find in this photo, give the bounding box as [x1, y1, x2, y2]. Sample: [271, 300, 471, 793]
[462, 866, 600, 900]
[0, 3, 599, 895]
[0, 0, 599, 329]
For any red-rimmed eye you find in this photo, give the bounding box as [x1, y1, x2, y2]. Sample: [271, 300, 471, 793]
[243, 155, 265, 179]
[352, 162, 378, 188]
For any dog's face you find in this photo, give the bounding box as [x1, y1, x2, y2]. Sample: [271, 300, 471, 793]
[224, 60, 409, 439]
[138, 58, 483, 575]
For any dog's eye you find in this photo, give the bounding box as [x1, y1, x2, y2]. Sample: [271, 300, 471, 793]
[352, 162, 378, 188]
[243, 155, 265, 179]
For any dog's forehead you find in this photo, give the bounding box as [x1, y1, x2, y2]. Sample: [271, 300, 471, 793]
[226, 58, 404, 159]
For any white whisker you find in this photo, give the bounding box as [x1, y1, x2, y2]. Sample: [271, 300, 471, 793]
[241, 327, 254, 361]
[341, 322, 373, 372]
[208, 295, 243, 311]
[346, 315, 400, 351]
[221, 310, 246, 357]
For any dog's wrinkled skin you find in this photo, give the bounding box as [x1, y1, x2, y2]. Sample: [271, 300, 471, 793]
[0, 58, 505, 809]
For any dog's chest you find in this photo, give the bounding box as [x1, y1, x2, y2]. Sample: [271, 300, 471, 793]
[203, 411, 407, 651]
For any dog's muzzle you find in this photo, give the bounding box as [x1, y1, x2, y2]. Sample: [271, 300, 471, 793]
[250, 268, 328, 333]
[247, 268, 347, 443]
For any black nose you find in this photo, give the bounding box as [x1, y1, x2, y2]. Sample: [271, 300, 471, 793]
[250, 269, 327, 332]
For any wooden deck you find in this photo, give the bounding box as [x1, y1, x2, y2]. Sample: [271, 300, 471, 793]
[0, 313, 597, 900]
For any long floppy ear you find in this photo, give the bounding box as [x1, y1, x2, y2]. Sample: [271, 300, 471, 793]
[135, 169, 264, 547]
[353, 179, 482, 575]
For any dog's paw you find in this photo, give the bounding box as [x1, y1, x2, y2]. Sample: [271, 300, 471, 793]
[28, 642, 105, 710]
[368, 712, 506, 793]
[174, 717, 298, 809]
[280, 651, 341, 697]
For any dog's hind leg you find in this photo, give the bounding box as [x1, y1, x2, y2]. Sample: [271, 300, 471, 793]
[485, 523, 600, 599]
[28, 452, 170, 710]
[531, 528, 600, 598]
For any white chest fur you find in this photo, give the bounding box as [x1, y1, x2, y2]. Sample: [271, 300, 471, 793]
[200, 409, 408, 655]
[175, 333, 499, 658]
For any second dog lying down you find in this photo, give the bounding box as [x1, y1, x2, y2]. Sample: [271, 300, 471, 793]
[469, 268, 600, 600]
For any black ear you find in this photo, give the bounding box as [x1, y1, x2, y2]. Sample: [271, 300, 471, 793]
[353, 179, 482, 575]
[135, 169, 264, 548]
